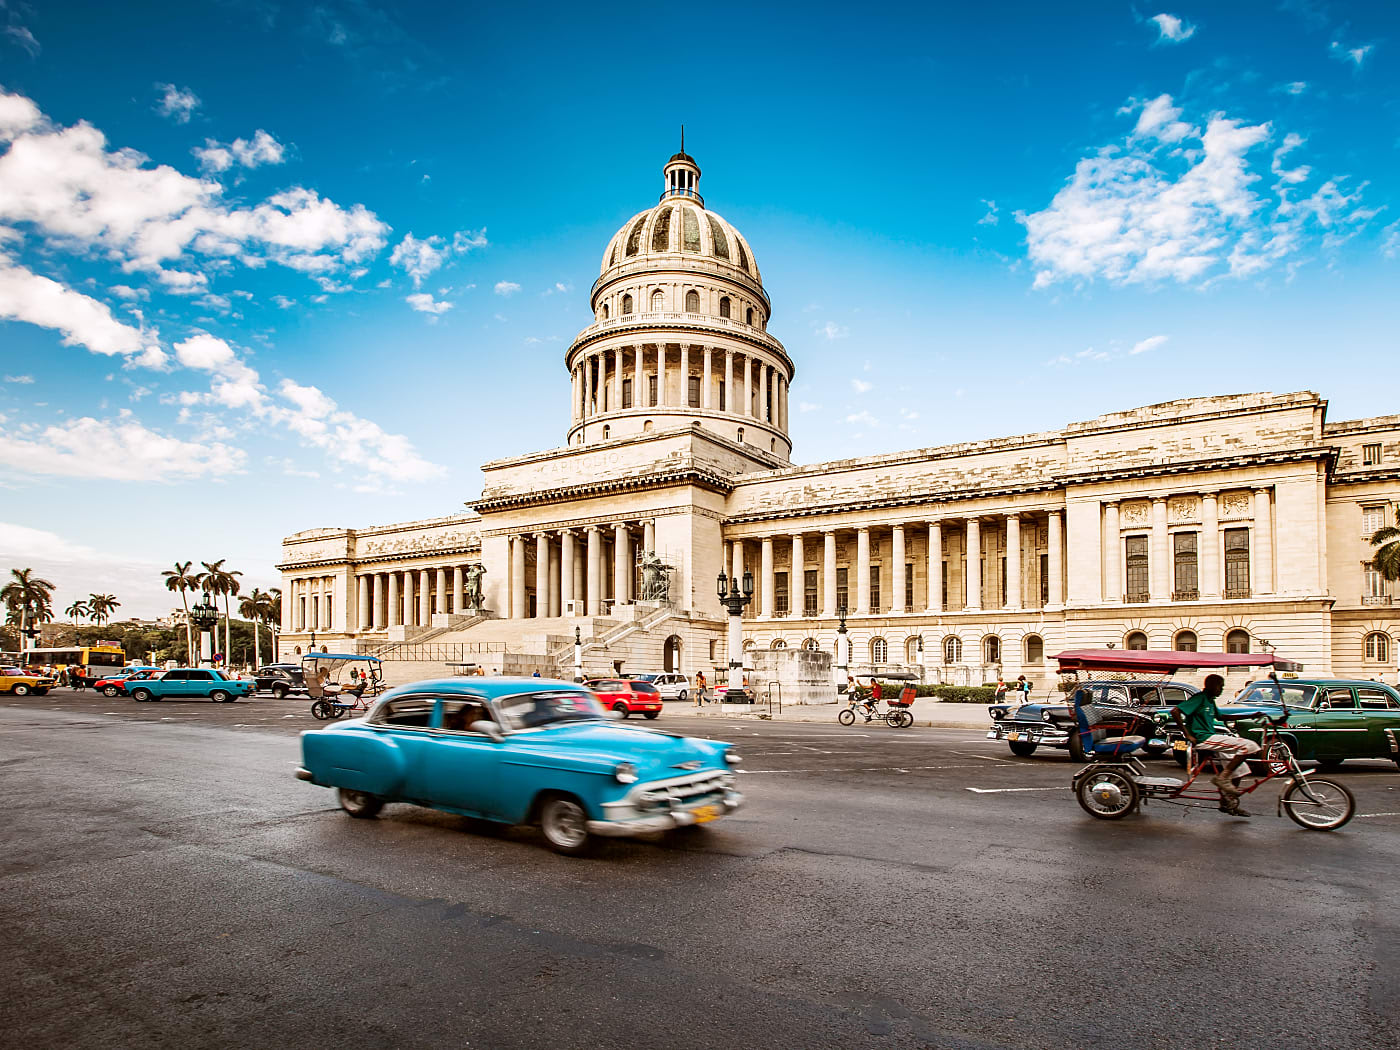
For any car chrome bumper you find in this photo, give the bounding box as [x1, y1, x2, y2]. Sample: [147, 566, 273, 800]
[587, 790, 744, 837]
[295, 767, 314, 781]
[986, 723, 1070, 745]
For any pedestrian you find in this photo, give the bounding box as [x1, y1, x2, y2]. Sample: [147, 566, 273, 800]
[531, 669, 542, 678]
[694, 671, 706, 706]
[1017, 675, 1031, 701]
[994, 676, 1008, 701]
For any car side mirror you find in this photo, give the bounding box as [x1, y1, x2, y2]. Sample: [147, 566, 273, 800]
[473, 722, 505, 743]
[1317, 701, 1330, 710]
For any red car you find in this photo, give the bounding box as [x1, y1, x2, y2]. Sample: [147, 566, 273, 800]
[585, 679, 663, 719]
[90, 668, 162, 697]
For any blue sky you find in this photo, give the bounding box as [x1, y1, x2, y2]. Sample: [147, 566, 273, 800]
[0, 0, 1396, 618]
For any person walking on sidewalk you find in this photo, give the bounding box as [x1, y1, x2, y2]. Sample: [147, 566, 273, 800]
[694, 671, 707, 706]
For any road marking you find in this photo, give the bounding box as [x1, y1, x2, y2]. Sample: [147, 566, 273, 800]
[737, 763, 983, 775]
[1358, 812, 1400, 818]
[965, 786, 1064, 794]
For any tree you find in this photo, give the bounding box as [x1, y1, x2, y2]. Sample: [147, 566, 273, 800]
[268, 588, 282, 661]
[238, 588, 275, 671]
[1370, 509, 1400, 582]
[65, 599, 90, 625]
[162, 561, 201, 664]
[200, 560, 242, 667]
[1, 568, 56, 649]
[88, 594, 120, 627]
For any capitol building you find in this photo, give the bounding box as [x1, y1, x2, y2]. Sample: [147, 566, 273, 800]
[278, 150, 1399, 688]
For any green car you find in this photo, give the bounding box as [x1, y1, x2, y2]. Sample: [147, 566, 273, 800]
[1212, 679, 1400, 770]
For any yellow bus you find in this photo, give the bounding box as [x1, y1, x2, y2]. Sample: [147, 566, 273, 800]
[3, 644, 126, 670]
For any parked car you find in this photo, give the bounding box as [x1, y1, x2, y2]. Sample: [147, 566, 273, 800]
[296, 677, 743, 855]
[987, 679, 1196, 759]
[253, 663, 307, 698]
[0, 666, 56, 696]
[1171, 678, 1400, 769]
[637, 673, 691, 701]
[585, 679, 664, 719]
[90, 667, 163, 697]
[127, 668, 255, 703]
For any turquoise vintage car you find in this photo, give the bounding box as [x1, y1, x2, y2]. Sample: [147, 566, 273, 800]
[296, 677, 743, 855]
[127, 668, 255, 703]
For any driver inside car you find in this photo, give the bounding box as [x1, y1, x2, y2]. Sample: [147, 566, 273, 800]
[1172, 674, 1265, 817]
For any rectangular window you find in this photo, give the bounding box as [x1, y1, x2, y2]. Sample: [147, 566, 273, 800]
[905, 563, 914, 612]
[1224, 528, 1250, 598]
[1172, 532, 1199, 600]
[1363, 442, 1382, 465]
[311, 596, 320, 630]
[999, 556, 1007, 607]
[622, 378, 633, 409]
[869, 567, 880, 613]
[774, 571, 789, 616]
[1362, 505, 1386, 534]
[836, 567, 848, 612]
[718, 380, 726, 411]
[648, 375, 657, 406]
[1039, 553, 1049, 606]
[688, 375, 701, 407]
[941, 561, 948, 607]
[1124, 536, 1149, 602]
[804, 570, 818, 616]
[1364, 564, 1385, 598]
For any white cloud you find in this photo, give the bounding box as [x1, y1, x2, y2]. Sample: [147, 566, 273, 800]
[0, 91, 41, 139]
[453, 228, 487, 253]
[1130, 94, 1192, 144]
[0, 412, 245, 480]
[155, 83, 200, 123]
[1021, 94, 1375, 289]
[798, 401, 822, 413]
[109, 284, 147, 300]
[1382, 221, 1400, 260]
[977, 200, 999, 226]
[1149, 13, 1195, 43]
[155, 269, 209, 295]
[1130, 334, 1169, 355]
[844, 410, 879, 428]
[4, 25, 40, 57]
[494, 280, 520, 296]
[1284, 81, 1308, 95]
[0, 522, 96, 561]
[1271, 133, 1311, 185]
[1329, 40, 1372, 67]
[272, 294, 295, 308]
[273, 379, 444, 483]
[194, 130, 286, 174]
[391, 233, 447, 287]
[850, 378, 873, 394]
[405, 292, 452, 315]
[816, 321, 848, 340]
[5, 374, 34, 383]
[0, 258, 166, 366]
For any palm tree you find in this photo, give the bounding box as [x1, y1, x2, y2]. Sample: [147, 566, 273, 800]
[65, 599, 90, 625]
[238, 588, 275, 670]
[162, 561, 201, 664]
[268, 588, 282, 661]
[200, 560, 242, 667]
[1, 568, 56, 652]
[87, 593, 120, 627]
[1370, 508, 1400, 582]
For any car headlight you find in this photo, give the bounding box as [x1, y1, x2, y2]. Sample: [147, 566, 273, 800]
[1042, 710, 1052, 722]
[724, 751, 741, 764]
[614, 761, 639, 784]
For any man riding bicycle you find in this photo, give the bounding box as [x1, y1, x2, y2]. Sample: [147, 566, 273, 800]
[1172, 673, 1267, 817]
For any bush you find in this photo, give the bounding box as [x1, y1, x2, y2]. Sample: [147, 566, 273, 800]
[930, 685, 999, 703]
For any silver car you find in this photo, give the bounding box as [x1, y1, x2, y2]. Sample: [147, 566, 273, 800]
[639, 673, 691, 701]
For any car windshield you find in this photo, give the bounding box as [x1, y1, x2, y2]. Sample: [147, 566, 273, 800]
[634, 674, 660, 683]
[1235, 683, 1317, 707]
[496, 690, 605, 730]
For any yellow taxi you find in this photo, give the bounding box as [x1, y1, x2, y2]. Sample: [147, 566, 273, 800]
[0, 666, 57, 696]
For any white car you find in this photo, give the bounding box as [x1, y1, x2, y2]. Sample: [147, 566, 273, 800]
[639, 673, 691, 701]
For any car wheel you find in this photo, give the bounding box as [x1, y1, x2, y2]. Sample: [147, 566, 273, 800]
[131, 688, 152, 702]
[337, 788, 384, 819]
[103, 686, 119, 697]
[12, 684, 30, 697]
[210, 690, 231, 703]
[1008, 740, 1038, 757]
[838, 708, 856, 726]
[613, 703, 629, 719]
[539, 794, 593, 856]
[643, 711, 659, 720]
[311, 700, 335, 721]
[272, 685, 288, 699]
[1067, 732, 1089, 763]
[677, 690, 687, 702]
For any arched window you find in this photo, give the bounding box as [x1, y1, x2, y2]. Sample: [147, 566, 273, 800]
[1173, 629, 1198, 652]
[742, 638, 755, 651]
[1225, 629, 1250, 654]
[601, 303, 609, 320]
[1125, 631, 1148, 650]
[871, 637, 888, 663]
[294, 645, 302, 655]
[1024, 634, 1044, 663]
[736, 427, 744, 443]
[746, 307, 755, 326]
[984, 635, 1001, 664]
[685, 289, 700, 313]
[943, 636, 962, 665]
[719, 296, 731, 319]
[650, 289, 664, 311]
[643, 419, 653, 433]
[802, 637, 820, 652]
[601, 425, 610, 439]
[905, 636, 922, 663]
[1365, 632, 1390, 663]
[621, 294, 633, 315]
[771, 639, 787, 650]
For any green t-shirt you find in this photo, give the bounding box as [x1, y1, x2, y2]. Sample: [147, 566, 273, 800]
[1175, 691, 1221, 742]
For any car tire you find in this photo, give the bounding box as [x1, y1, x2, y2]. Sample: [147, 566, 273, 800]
[131, 688, 152, 702]
[337, 788, 384, 819]
[102, 685, 119, 697]
[613, 703, 629, 719]
[1067, 732, 1089, 763]
[272, 685, 288, 699]
[12, 684, 30, 697]
[210, 690, 231, 703]
[539, 794, 593, 856]
[1008, 740, 1038, 757]
[677, 690, 687, 702]
[643, 711, 659, 720]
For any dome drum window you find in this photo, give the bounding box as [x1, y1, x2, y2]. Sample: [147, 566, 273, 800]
[621, 294, 633, 315]
[685, 289, 700, 313]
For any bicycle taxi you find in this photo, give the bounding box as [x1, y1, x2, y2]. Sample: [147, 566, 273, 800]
[1061, 648, 1355, 831]
[837, 672, 918, 728]
[304, 653, 386, 720]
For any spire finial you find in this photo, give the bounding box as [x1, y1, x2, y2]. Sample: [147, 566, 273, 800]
[680, 124, 684, 154]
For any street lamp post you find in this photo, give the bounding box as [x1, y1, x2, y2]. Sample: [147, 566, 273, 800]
[835, 603, 850, 690]
[189, 593, 220, 668]
[20, 599, 40, 656]
[573, 625, 583, 683]
[716, 568, 754, 702]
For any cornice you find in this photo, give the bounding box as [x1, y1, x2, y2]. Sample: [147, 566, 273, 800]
[471, 466, 736, 513]
[277, 544, 480, 573]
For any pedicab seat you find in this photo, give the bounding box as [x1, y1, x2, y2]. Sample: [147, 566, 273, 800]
[1073, 698, 1146, 758]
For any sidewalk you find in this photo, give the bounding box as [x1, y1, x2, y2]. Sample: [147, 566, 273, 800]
[677, 698, 994, 729]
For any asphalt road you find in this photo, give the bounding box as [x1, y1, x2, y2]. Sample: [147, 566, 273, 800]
[5, 689, 1400, 1050]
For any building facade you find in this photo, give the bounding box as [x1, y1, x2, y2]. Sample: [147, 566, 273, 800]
[278, 151, 1400, 686]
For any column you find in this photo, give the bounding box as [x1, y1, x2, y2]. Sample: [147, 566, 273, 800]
[702, 347, 712, 409]
[1005, 514, 1021, 610]
[534, 533, 549, 619]
[742, 354, 752, 418]
[658, 345, 668, 407]
[1201, 494, 1221, 599]
[1150, 498, 1168, 602]
[612, 524, 629, 603]
[357, 575, 370, 629]
[404, 570, 417, 627]
[560, 531, 576, 612]
[780, 376, 788, 430]
[1253, 488, 1274, 594]
[760, 537, 775, 618]
[759, 363, 770, 423]
[388, 572, 400, 627]
[643, 519, 656, 552]
[613, 347, 623, 413]
[418, 568, 431, 625]
[855, 527, 871, 615]
[731, 538, 744, 583]
[453, 565, 464, 614]
[511, 535, 527, 619]
[723, 349, 734, 413]
[571, 366, 580, 423]
[965, 519, 982, 611]
[434, 568, 446, 615]
[926, 522, 942, 614]
[373, 573, 386, 629]
[632, 345, 642, 408]
[583, 356, 593, 416]
[679, 344, 690, 408]
[823, 530, 838, 616]
[1047, 511, 1064, 609]
[887, 525, 905, 613]
[548, 541, 561, 617]
[586, 527, 602, 615]
[1102, 501, 1121, 603]
[791, 533, 804, 616]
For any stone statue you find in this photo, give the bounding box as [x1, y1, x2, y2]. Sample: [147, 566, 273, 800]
[464, 563, 487, 614]
[639, 551, 670, 603]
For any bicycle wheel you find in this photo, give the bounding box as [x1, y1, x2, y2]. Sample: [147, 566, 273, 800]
[311, 699, 334, 720]
[837, 707, 855, 726]
[884, 710, 901, 728]
[1075, 767, 1139, 820]
[1281, 777, 1355, 831]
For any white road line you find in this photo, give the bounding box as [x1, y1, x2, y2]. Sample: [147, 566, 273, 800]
[737, 763, 984, 775]
[1358, 812, 1400, 818]
[965, 786, 1064, 794]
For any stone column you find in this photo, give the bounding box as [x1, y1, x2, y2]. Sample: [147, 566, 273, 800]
[731, 538, 744, 583]
[612, 524, 629, 605]
[1102, 501, 1121, 603]
[680, 344, 690, 408]
[702, 347, 712, 409]
[742, 354, 752, 418]
[357, 574, 370, 629]
[723, 349, 734, 413]
[511, 536, 527, 619]
[387, 572, 400, 627]
[759, 363, 770, 423]
[823, 530, 838, 616]
[632, 345, 642, 408]
[926, 522, 942, 613]
[965, 519, 982, 611]
[791, 533, 804, 615]
[549, 541, 561, 617]
[1005, 514, 1022, 610]
[1254, 488, 1274, 594]
[658, 345, 668, 407]
[760, 537, 775, 618]
[560, 531, 576, 612]
[373, 573, 386, 629]
[586, 527, 603, 616]
[855, 527, 871, 615]
[433, 568, 446, 615]
[1201, 494, 1221, 599]
[571, 366, 579, 423]
[1150, 498, 1169, 602]
[643, 519, 656, 552]
[534, 533, 550, 619]
[612, 347, 623, 413]
[890, 525, 906, 613]
[419, 568, 431, 625]
[453, 565, 464, 615]
[404, 570, 417, 627]
[1048, 511, 1064, 609]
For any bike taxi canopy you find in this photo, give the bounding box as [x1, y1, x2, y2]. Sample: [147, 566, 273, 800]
[301, 653, 384, 680]
[1052, 649, 1302, 675]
